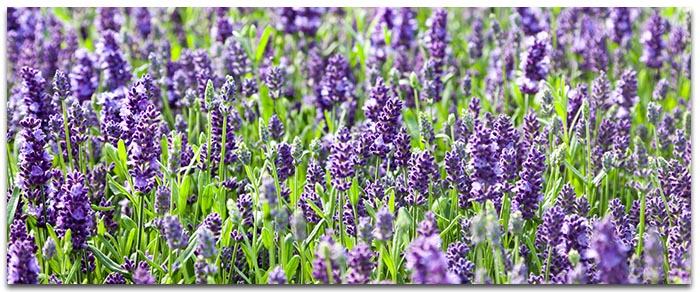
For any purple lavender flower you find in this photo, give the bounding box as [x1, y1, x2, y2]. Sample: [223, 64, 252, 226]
[275, 142, 295, 182]
[196, 226, 217, 260]
[56, 171, 95, 250]
[612, 68, 638, 117]
[95, 7, 122, 33]
[346, 243, 375, 284]
[591, 71, 611, 109]
[517, 8, 546, 36]
[268, 114, 285, 141]
[135, 8, 152, 39]
[213, 10, 233, 43]
[407, 149, 438, 205]
[512, 144, 546, 220]
[556, 183, 577, 215]
[7, 218, 40, 284]
[17, 117, 53, 213]
[423, 9, 448, 102]
[447, 241, 475, 284]
[311, 230, 345, 284]
[640, 10, 667, 69]
[668, 25, 688, 56]
[265, 66, 284, 99]
[268, 265, 287, 284]
[643, 227, 666, 284]
[327, 127, 356, 191]
[132, 264, 155, 284]
[236, 193, 254, 227]
[405, 234, 460, 284]
[468, 19, 484, 59]
[277, 8, 325, 37]
[204, 212, 222, 240]
[586, 216, 629, 284]
[608, 8, 632, 44]
[96, 30, 132, 91]
[154, 186, 170, 215]
[517, 32, 551, 94]
[21, 67, 53, 125]
[373, 205, 394, 241]
[467, 121, 502, 203]
[392, 127, 411, 169]
[162, 215, 189, 250]
[317, 54, 354, 114]
[104, 273, 127, 284]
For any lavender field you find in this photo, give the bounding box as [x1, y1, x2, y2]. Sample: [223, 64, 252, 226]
[5, 7, 692, 284]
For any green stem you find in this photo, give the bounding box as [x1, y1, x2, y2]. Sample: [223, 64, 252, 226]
[136, 192, 146, 262]
[61, 99, 74, 170]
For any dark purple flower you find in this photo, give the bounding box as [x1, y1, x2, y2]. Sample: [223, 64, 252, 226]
[154, 186, 170, 216]
[468, 19, 484, 59]
[96, 30, 132, 91]
[311, 230, 344, 284]
[275, 142, 295, 182]
[17, 117, 53, 212]
[643, 227, 666, 284]
[277, 8, 325, 37]
[7, 217, 40, 284]
[204, 212, 222, 240]
[517, 32, 551, 94]
[612, 68, 638, 116]
[405, 233, 459, 284]
[268, 114, 284, 141]
[346, 243, 375, 284]
[467, 121, 502, 203]
[392, 127, 411, 169]
[591, 71, 610, 108]
[586, 216, 629, 284]
[608, 8, 632, 44]
[56, 171, 95, 250]
[517, 8, 546, 36]
[373, 205, 394, 241]
[162, 215, 189, 250]
[236, 193, 254, 227]
[668, 25, 688, 56]
[327, 127, 356, 191]
[317, 54, 354, 114]
[104, 272, 127, 284]
[512, 144, 545, 220]
[446, 241, 474, 284]
[640, 10, 667, 69]
[265, 66, 284, 99]
[407, 149, 438, 205]
[556, 183, 576, 214]
[95, 7, 122, 33]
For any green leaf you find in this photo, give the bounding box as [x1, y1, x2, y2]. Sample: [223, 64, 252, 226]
[117, 139, 128, 166]
[7, 186, 19, 224]
[67, 258, 81, 283]
[88, 245, 128, 275]
[92, 204, 116, 211]
[138, 250, 166, 274]
[255, 26, 273, 63]
[262, 227, 273, 249]
[176, 233, 198, 266]
[380, 245, 396, 279]
[563, 160, 587, 183]
[304, 218, 326, 247]
[97, 235, 120, 259]
[200, 184, 214, 214]
[284, 255, 300, 277]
